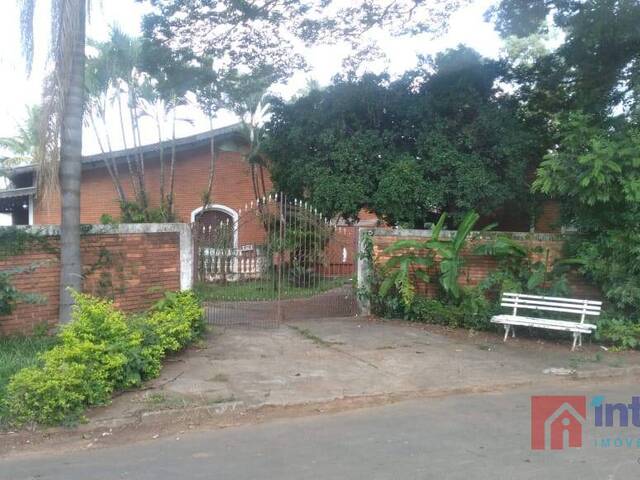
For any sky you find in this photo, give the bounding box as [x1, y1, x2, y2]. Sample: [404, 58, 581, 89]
[0, 0, 503, 156]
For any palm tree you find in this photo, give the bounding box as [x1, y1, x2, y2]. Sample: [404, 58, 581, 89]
[0, 105, 41, 167]
[20, 0, 88, 323]
[85, 46, 126, 203]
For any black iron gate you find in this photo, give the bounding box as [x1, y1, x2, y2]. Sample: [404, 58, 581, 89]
[193, 194, 358, 327]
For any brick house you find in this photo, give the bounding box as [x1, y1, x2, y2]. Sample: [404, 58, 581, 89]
[1, 122, 560, 233]
[2, 124, 273, 243]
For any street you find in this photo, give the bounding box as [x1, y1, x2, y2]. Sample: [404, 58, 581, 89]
[3, 382, 640, 479]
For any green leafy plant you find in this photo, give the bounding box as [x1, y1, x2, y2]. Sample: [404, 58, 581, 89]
[0, 265, 47, 315]
[379, 249, 433, 308]
[119, 200, 176, 224]
[147, 291, 205, 353]
[100, 213, 118, 225]
[474, 235, 571, 297]
[595, 317, 640, 350]
[380, 210, 481, 308]
[426, 211, 481, 299]
[3, 290, 204, 426]
[408, 287, 493, 330]
[0, 228, 55, 316]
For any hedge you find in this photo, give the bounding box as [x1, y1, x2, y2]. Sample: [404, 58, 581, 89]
[3, 290, 204, 426]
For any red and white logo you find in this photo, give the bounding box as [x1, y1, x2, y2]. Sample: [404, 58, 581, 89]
[531, 396, 586, 450]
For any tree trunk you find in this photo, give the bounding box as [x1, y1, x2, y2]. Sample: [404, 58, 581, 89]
[128, 99, 147, 209]
[167, 102, 177, 217]
[102, 117, 126, 203]
[58, 2, 86, 324]
[156, 112, 165, 216]
[203, 116, 216, 207]
[117, 93, 139, 201]
[89, 111, 125, 203]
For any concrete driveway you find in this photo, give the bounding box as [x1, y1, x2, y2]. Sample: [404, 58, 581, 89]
[88, 317, 640, 422]
[3, 317, 640, 457]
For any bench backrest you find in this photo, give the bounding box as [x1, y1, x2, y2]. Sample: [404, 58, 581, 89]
[501, 292, 602, 323]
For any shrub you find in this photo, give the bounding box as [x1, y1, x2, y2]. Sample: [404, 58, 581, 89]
[147, 291, 205, 352]
[3, 290, 204, 426]
[7, 362, 91, 426]
[596, 317, 640, 350]
[408, 287, 493, 330]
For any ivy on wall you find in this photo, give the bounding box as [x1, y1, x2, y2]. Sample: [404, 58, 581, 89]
[0, 228, 57, 316]
[83, 247, 127, 300]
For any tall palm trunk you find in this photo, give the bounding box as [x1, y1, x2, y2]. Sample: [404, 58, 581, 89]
[203, 116, 216, 207]
[58, 2, 86, 324]
[155, 111, 165, 215]
[89, 111, 125, 203]
[167, 104, 177, 216]
[117, 93, 139, 200]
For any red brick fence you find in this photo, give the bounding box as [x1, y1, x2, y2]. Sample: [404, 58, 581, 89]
[0, 224, 193, 335]
[356, 228, 600, 314]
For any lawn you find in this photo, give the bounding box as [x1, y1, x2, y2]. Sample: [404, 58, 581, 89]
[194, 277, 351, 302]
[0, 334, 57, 425]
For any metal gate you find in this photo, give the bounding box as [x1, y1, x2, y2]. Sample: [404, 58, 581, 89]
[193, 194, 358, 327]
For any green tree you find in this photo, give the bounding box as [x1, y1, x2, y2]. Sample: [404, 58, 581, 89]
[87, 28, 197, 221]
[20, 0, 88, 323]
[492, 1, 640, 324]
[265, 48, 539, 225]
[532, 112, 640, 316]
[489, 0, 640, 119]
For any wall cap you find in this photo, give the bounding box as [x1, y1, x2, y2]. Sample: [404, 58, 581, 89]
[3, 223, 190, 236]
[366, 228, 568, 242]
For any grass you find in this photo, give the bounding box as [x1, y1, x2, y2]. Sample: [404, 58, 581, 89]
[0, 334, 57, 425]
[194, 277, 349, 302]
[288, 325, 344, 347]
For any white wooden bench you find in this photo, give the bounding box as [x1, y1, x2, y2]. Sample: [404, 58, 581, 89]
[491, 292, 601, 351]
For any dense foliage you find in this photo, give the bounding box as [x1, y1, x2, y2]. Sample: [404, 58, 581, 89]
[265, 47, 543, 226]
[3, 291, 203, 426]
[370, 211, 492, 329]
[369, 210, 578, 332]
[487, 0, 640, 348]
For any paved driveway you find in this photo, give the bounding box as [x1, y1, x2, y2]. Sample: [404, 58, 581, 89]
[87, 317, 640, 423]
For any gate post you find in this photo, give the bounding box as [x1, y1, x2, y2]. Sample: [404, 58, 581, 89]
[357, 228, 372, 316]
[179, 223, 194, 291]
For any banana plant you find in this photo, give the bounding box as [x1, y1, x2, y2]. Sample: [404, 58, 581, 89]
[425, 211, 481, 299]
[379, 210, 481, 306]
[378, 249, 433, 307]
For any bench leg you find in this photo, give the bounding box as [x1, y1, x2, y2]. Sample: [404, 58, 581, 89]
[572, 333, 578, 351]
[512, 326, 516, 338]
[503, 325, 510, 342]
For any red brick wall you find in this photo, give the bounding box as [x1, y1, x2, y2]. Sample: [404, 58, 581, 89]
[34, 148, 273, 231]
[371, 229, 600, 300]
[0, 230, 180, 335]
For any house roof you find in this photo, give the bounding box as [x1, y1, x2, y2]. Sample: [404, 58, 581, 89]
[5, 122, 244, 177]
[0, 186, 36, 199]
